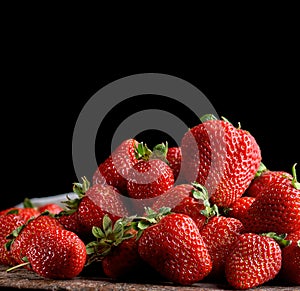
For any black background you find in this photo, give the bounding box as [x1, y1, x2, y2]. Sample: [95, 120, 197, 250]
[1, 14, 299, 210]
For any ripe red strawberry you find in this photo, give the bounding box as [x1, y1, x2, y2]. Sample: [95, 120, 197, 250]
[166, 146, 182, 182]
[77, 184, 129, 238]
[246, 163, 293, 197]
[226, 196, 255, 225]
[243, 164, 300, 234]
[0, 213, 25, 266]
[180, 115, 261, 207]
[280, 230, 300, 285]
[57, 178, 129, 241]
[151, 183, 219, 231]
[137, 213, 212, 285]
[11, 227, 87, 279]
[126, 143, 174, 214]
[0, 205, 40, 222]
[57, 210, 84, 235]
[93, 138, 139, 193]
[86, 215, 143, 280]
[200, 216, 244, 279]
[9, 213, 65, 266]
[225, 233, 283, 289]
[150, 184, 207, 230]
[38, 203, 63, 215]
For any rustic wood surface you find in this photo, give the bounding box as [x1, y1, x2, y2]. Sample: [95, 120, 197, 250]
[0, 265, 299, 291]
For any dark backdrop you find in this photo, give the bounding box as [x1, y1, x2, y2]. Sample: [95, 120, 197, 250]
[2, 22, 298, 210]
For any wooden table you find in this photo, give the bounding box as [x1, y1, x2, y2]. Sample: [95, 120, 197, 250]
[0, 265, 299, 290]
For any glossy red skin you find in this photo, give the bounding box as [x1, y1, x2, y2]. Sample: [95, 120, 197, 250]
[225, 233, 282, 290]
[246, 170, 292, 197]
[151, 184, 207, 230]
[151, 184, 194, 211]
[38, 203, 63, 215]
[126, 159, 174, 215]
[93, 138, 139, 194]
[181, 120, 261, 207]
[57, 211, 86, 237]
[25, 228, 87, 279]
[280, 230, 300, 284]
[200, 216, 244, 279]
[78, 184, 129, 237]
[166, 147, 182, 182]
[127, 159, 174, 199]
[227, 196, 255, 225]
[102, 231, 143, 279]
[0, 214, 25, 266]
[138, 213, 212, 285]
[0, 207, 40, 222]
[10, 214, 64, 265]
[243, 175, 300, 234]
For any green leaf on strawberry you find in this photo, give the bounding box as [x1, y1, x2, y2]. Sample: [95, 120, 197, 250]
[191, 182, 219, 219]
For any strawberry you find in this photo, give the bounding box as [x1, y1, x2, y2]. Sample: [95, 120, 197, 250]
[38, 203, 63, 215]
[0, 213, 25, 266]
[126, 143, 174, 214]
[280, 230, 300, 285]
[225, 233, 284, 289]
[180, 114, 261, 207]
[246, 162, 293, 197]
[137, 212, 212, 285]
[151, 183, 219, 231]
[0, 198, 41, 222]
[166, 146, 182, 182]
[150, 183, 194, 212]
[225, 196, 255, 225]
[243, 164, 300, 234]
[77, 184, 129, 239]
[11, 227, 87, 279]
[93, 138, 139, 193]
[200, 216, 244, 279]
[7, 212, 86, 279]
[86, 215, 143, 280]
[9, 213, 65, 266]
[57, 210, 84, 234]
[58, 177, 129, 241]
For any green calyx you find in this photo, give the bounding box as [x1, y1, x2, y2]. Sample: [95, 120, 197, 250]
[57, 177, 90, 216]
[5, 224, 26, 251]
[135, 142, 169, 164]
[261, 232, 291, 248]
[297, 240, 300, 248]
[23, 198, 35, 209]
[72, 176, 90, 196]
[200, 114, 218, 123]
[255, 162, 268, 178]
[85, 215, 135, 265]
[291, 163, 300, 190]
[191, 182, 219, 219]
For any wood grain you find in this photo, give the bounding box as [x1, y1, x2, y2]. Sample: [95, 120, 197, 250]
[0, 265, 299, 290]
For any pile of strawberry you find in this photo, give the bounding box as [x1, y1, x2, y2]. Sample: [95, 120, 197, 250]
[1, 114, 299, 290]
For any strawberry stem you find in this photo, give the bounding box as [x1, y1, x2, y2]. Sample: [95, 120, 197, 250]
[6, 261, 30, 272]
[291, 163, 300, 190]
